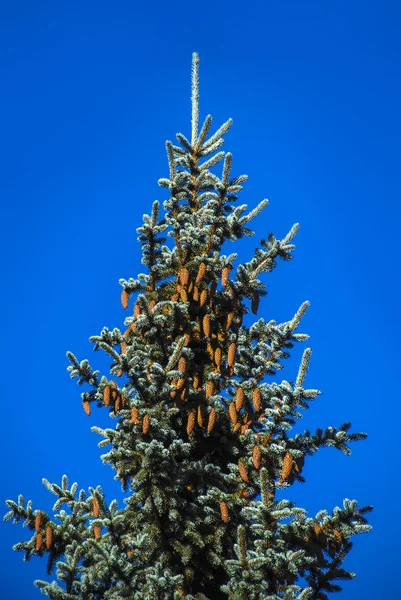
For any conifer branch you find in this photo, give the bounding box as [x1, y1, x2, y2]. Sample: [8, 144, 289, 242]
[191, 52, 200, 147]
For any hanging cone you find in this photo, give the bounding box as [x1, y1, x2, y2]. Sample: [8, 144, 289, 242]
[207, 408, 216, 433]
[279, 451, 293, 482]
[214, 346, 222, 368]
[142, 414, 150, 434]
[178, 356, 187, 373]
[130, 322, 136, 333]
[206, 380, 214, 398]
[94, 526, 101, 540]
[35, 512, 42, 533]
[193, 286, 200, 301]
[220, 501, 229, 523]
[228, 342, 236, 367]
[179, 267, 190, 286]
[149, 299, 156, 312]
[187, 410, 195, 435]
[229, 402, 237, 425]
[35, 533, 43, 551]
[235, 388, 244, 411]
[197, 405, 203, 427]
[121, 289, 129, 310]
[200, 289, 208, 308]
[233, 422, 241, 433]
[193, 374, 199, 389]
[226, 312, 234, 331]
[114, 394, 120, 414]
[134, 304, 141, 317]
[171, 293, 179, 302]
[196, 262, 206, 283]
[253, 446, 261, 469]
[221, 266, 230, 287]
[252, 388, 261, 411]
[207, 341, 214, 360]
[238, 460, 249, 483]
[203, 314, 211, 336]
[180, 288, 188, 303]
[83, 400, 91, 416]
[103, 385, 111, 407]
[251, 295, 259, 315]
[45, 526, 52, 549]
[131, 406, 140, 424]
[176, 377, 186, 390]
[121, 341, 127, 354]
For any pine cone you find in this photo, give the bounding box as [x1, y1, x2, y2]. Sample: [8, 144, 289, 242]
[131, 406, 140, 424]
[134, 303, 141, 317]
[253, 445, 261, 469]
[220, 501, 229, 523]
[180, 288, 188, 303]
[35, 533, 43, 551]
[207, 408, 216, 433]
[193, 374, 199, 389]
[226, 312, 234, 331]
[280, 451, 293, 482]
[103, 385, 111, 407]
[187, 410, 195, 435]
[93, 496, 100, 517]
[193, 286, 200, 302]
[178, 356, 187, 373]
[206, 379, 214, 398]
[235, 388, 244, 411]
[197, 405, 203, 427]
[83, 400, 91, 416]
[252, 387, 261, 411]
[203, 314, 211, 336]
[196, 262, 206, 283]
[121, 289, 129, 310]
[142, 413, 150, 434]
[238, 460, 249, 483]
[94, 525, 101, 540]
[45, 526, 52, 549]
[251, 295, 259, 315]
[221, 266, 230, 287]
[200, 289, 208, 307]
[214, 346, 222, 368]
[179, 267, 190, 286]
[228, 342, 236, 367]
[229, 402, 237, 425]
[35, 512, 42, 533]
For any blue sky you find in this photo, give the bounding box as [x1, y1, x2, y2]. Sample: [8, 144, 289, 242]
[1, 1, 400, 598]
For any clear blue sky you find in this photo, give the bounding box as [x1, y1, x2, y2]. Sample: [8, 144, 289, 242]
[2, 1, 400, 598]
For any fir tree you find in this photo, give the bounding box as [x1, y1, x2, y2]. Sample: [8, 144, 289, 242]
[4, 52, 372, 600]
